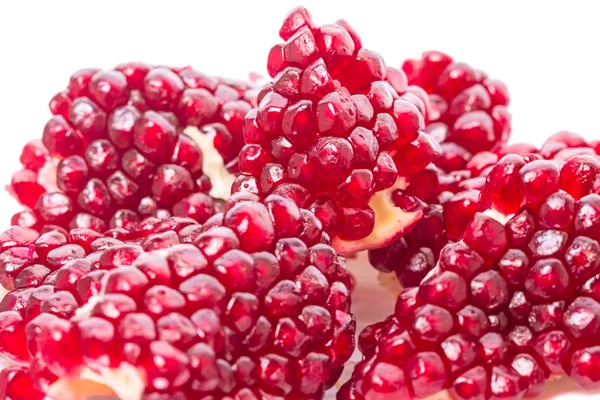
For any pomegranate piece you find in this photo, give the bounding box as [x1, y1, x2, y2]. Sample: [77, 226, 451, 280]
[10, 66, 259, 232]
[368, 50, 518, 286]
[401, 51, 511, 154]
[233, 6, 440, 253]
[1, 195, 354, 399]
[373, 131, 600, 290]
[343, 152, 600, 399]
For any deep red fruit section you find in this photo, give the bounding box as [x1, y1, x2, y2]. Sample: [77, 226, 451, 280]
[371, 132, 599, 288]
[10, 65, 258, 233]
[402, 51, 511, 155]
[0, 216, 200, 306]
[234, 6, 440, 251]
[0, 365, 48, 400]
[0, 195, 354, 399]
[341, 151, 600, 399]
[368, 51, 517, 287]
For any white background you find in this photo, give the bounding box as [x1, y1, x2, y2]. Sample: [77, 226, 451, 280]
[0, 1, 599, 398]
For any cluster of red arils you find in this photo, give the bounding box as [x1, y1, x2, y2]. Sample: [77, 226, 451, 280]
[2, 5, 600, 400]
[234, 6, 443, 254]
[10, 64, 258, 236]
[341, 150, 600, 399]
[370, 131, 600, 289]
[0, 195, 354, 399]
[402, 51, 511, 155]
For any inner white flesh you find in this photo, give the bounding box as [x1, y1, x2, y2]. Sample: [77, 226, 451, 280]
[47, 364, 143, 400]
[183, 126, 236, 200]
[39, 158, 59, 192]
[0, 286, 8, 301]
[332, 177, 423, 255]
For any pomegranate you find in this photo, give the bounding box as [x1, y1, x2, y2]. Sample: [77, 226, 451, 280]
[233, 6, 441, 255]
[0, 195, 354, 400]
[340, 152, 600, 399]
[372, 131, 598, 290]
[9, 66, 258, 233]
[3, 6, 600, 400]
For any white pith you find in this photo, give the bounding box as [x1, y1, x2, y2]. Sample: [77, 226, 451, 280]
[0, 286, 8, 302]
[47, 364, 144, 400]
[183, 126, 235, 201]
[38, 158, 59, 193]
[332, 177, 424, 255]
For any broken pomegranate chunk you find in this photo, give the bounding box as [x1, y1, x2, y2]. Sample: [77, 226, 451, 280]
[10, 66, 258, 232]
[234, 6, 440, 253]
[0, 195, 354, 399]
[402, 51, 511, 155]
[372, 131, 598, 289]
[342, 152, 600, 399]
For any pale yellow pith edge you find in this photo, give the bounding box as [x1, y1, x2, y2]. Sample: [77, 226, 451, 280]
[46, 364, 145, 400]
[0, 285, 8, 301]
[378, 270, 403, 297]
[183, 126, 235, 201]
[332, 177, 421, 255]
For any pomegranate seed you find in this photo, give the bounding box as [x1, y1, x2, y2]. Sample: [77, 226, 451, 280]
[0, 365, 47, 400]
[19, 140, 48, 172]
[569, 346, 600, 389]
